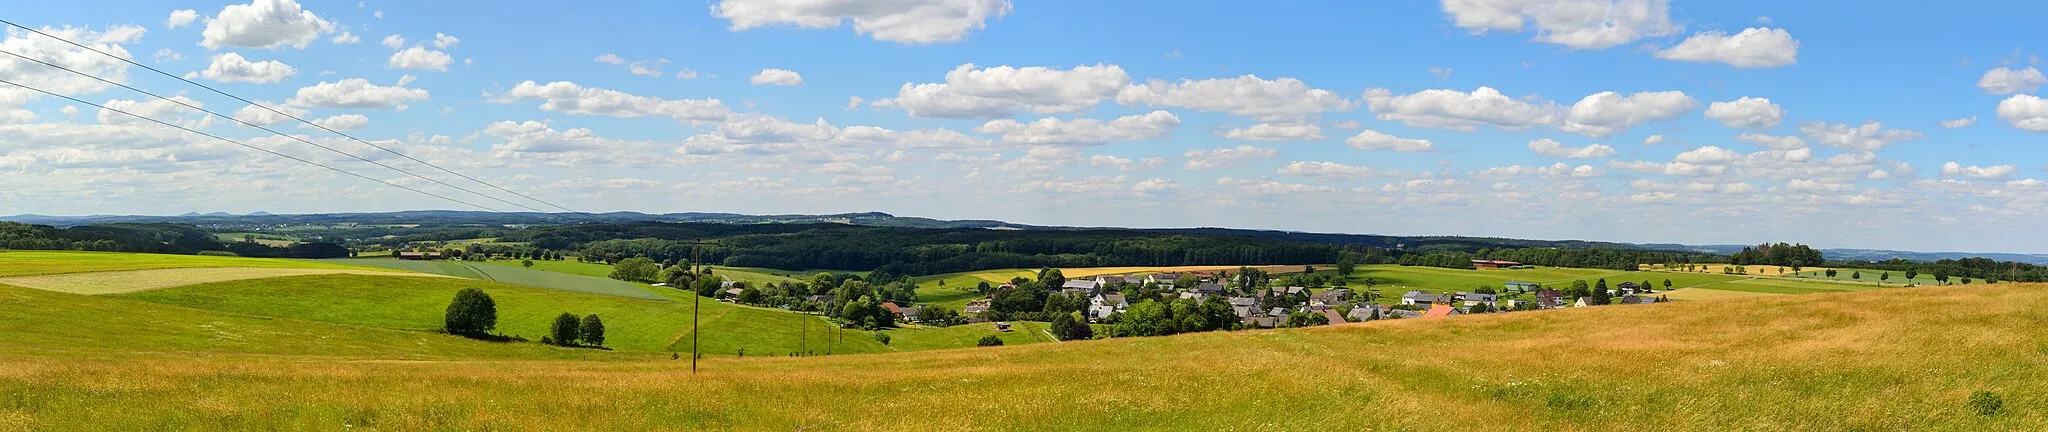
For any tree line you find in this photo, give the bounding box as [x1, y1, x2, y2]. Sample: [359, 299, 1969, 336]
[0, 222, 350, 258]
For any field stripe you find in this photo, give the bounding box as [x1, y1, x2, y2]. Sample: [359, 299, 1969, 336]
[0, 267, 452, 295]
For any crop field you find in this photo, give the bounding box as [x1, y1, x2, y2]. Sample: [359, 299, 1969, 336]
[0, 267, 448, 294]
[311, 258, 666, 300]
[4, 279, 2042, 430]
[212, 232, 299, 247]
[0, 250, 378, 277]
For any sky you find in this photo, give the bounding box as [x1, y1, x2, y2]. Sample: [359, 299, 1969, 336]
[2, 0, 2047, 253]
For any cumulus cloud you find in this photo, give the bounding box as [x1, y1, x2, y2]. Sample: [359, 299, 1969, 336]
[305, 114, 367, 131]
[1736, 133, 1806, 150]
[1361, 86, 1556, 131]
[431, 33, 459, 49]
[1798, 121, 1925, 150]
[379, 34, 404, 49]
[1997, 94, 2048, 131]
[1655, 27, 1800, 68]
[711, 0, 1013, 44]
[594, 54, 670, 78]
[1559, 90, 1697, 138]
[1345, 130, 1435, 152]
[200, 0, 336, 50]
[1977, 67, 2046, 95]
[750, 68, 805, 86]
[1941, 161, 2015, 180]
[1276, 161, 1377, 179]
[2, 25, 145, 102]
[167, 9, 199, 29]
[1182, 145, 1276, 169]
[286, 78, 429, 109]
[974, 111, 1180, 146]
[1703, 97, 1785, 129]
[230, 100, 308, 126]
[874, 63, 1129, 118]
[1218, 123, 1324, 141]
[1117, 75, 1353, 122]
[185, 52, 296, 83]
[330, 31, 359, 44]
[387, 46, 453, 71]
[1673, 145, 1738, 164]
[1527, 138, 1615, 158]
[1473, 162, 1601, 179]
[487, 80, 730, 122]
[1940, 116, 1977, 128]
[1643, 134, 1665, 145]
[1440, 0, 1678, 49]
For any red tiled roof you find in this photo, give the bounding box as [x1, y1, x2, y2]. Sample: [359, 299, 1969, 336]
[1422, 304, 1458, 318]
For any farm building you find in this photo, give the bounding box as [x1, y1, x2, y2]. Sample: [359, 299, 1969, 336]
[1401, 290, 1452, 306]
[1504, 281, 1539, 292]
[1421, 304, 1463, 318]
[1470, 260, 1522, 269]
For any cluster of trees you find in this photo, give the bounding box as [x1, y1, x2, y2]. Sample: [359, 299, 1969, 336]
[1106, 297, 1240, 337]
[1837, 257, 2048, 283]
[1393, 247, 1719, 271]
[0, 222, 349, 258]
[443, 288, 498, 338]
[1729, 243, 1825, 268]
[547, 312, 606, 347]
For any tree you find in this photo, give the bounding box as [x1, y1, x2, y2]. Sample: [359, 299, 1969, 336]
[443, 288, 497, 337]
[579, 314, 606, 347]
[1881, 272, 1890, 283]
[1336, 256, 1357, 277]
[977, 335, 1004, 347]
[1905, 269, 1920, 281]
[1851, 271, 1861, 280]
[1662, 279, 1673, 290]
[550, 312, 581, 346]
[873, 331, 891, 346]
[1038, 267, 1066, 291]
[1590, 279, 1612, 305]
[609, 257, 659, 283]
[1961, 277, 1973, 285]
[521, 259, 534, 268]
[1825, 269, 1838, 278]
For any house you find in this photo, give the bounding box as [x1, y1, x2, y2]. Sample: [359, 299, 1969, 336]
[899, 307, 923, 322]
[1267, 307, 1288, 318]
[1092, 293, 1129, 310]
[1421, 303, 1463, 318]
[1386, 309, 1424, 319]
[1504, 281, 1539, 292]
[1616, 281, 1640, 295]
[1505, 299, 1529, 309]
[1320, 309, 1347, 324]
[721, 287, 744, 298]
[1233, 305, 1259, 319]
[1462, 293, 1498, 308]
[1177, 291, 1207, 301]
[1121, 275, 1147, 285]
[1309, 289, 1351, 304]
[1147, 273, 1187, 285]
[1620, 294, 1657, 305]
[1470, 259, 1522, 269]
[1346, 304, 1382, 322]
[1061, 279, 1102, 296]
[1088, 305, 1116, 322]
[880, 302, 903, 315]
[1246, 316, 1280, 328]
[1535, 289, 1564, 309]
[806, 294, 836, 305]
[995, 321, 1012, 332]
[1192, 282, 1227, 295]
[1094, 275, 1126, 286]
[1401, 290, 1451, 306]
[1574, 297, 1593, 307]
[962, 299, 990, 314]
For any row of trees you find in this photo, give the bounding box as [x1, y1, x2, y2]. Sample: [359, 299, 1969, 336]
[0, 222, 350, 258]
[445, 288, 608, 347]
[547, 313, 606, 347]
[1729, 243, 1825, 267]
[1836, 257, 2048, 283]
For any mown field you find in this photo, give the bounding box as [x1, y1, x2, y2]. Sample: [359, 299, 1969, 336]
[311, 258, 667, 300]
[2, 278, 2041, 430]
[0, 250, 379, 277]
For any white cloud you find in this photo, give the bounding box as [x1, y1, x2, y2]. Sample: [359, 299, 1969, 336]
[1362, 86, 1556, 131]
[975, 111, 1180, 146]
[1345, 130, 1435, 152]
[200, 0, 336, 50]
[1559, 90, 1696, 138]
[1473, 162, 1601, 179]
[711, 0, 1013, 44]
[167, 9, 200, 29]
[1182, 145, 1276, 169]
[1440, 0, 1678, 49]
[1977, 67, 2046, 95]
[1997, 94, 2048, 132]
[1940, 116, 1977, 128]
[330, 31, 360, 44]
[1277, 161, 1377, 179]
[1673, 146, 1738, 164]
[186, 52, 296, 83]
[1643, 134, 1665, 145]
[1736, 133, 1807, 150]
[1527, 138, 1615, 158]
[1703, 97, 1785, 129]
[844, 96, 864, 111]
[675, 69, 699, 79]
[97, 96, 210, 128]
[750, 68, 805, 86]
[1798, 121, 1925, 150]
[305, 114, 367, 131]
[431, 33, 459, 49]
[1218, 123, 1324, 141]
[387, 46, 453, 71]
[379, 34, 404, 49]
[1941, 161, 2015, 180]
[594, 54, 669, 78]
[230, 100, 308, 126]
[1, 25, 146, 98]
[489, 81, 731, 122]
[1655, 27, 1800, 68]
[1429, 66, 1453, 79]
[1117, 75, 1353, 122]
[286, 78, 429, 109]
[153, 48, 185, 62]
[1132, 178, 1178, 194]
[874, 63, 1129, 118]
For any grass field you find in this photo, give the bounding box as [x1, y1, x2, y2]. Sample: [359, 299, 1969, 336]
[311, 258, 667, 301]
[5, 279, 2043, 430]
[0, 267, 449, 294]
[0, 250, 382, 277]
[212, 232, 299, 247]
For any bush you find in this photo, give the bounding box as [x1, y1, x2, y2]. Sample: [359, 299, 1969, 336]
[550, 312, 581, 346]
[579, 314, 606, 347]
[443, 288, 497, 337]
[873, 331, 891, 346]
[1967, 391, 2003, 416]
[977, 335, 1004, 347]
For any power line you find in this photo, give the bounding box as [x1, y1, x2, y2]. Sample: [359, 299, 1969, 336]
[0, 18, 604, 223]
[0, 48, 572, 222]
[0, 77, 508, 214]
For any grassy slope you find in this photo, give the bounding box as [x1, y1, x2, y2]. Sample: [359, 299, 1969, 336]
[0, 250, 385, 277]
[5, 283, 2043, 430]
[312, 258, 666, 300]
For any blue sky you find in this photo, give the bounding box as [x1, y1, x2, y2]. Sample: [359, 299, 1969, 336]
[3, 0, 2048, 253]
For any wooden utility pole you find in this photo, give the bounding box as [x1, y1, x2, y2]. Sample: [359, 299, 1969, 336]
[691, 243, 702, 374]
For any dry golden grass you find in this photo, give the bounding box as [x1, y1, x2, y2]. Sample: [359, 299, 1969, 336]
[4, 283, 2045, 430]
[1662, 286, 1783, 301]
[0, 267, 451, 294]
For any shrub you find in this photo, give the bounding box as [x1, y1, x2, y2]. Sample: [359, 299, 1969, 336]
[550, 312, 581, 346]
[1967, 391, 2003, 416]
[579, 314, 606, 347]
[977, 335, 1004, 347]
[443, 288, 497, 337]
[873, 331, 891, 346]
